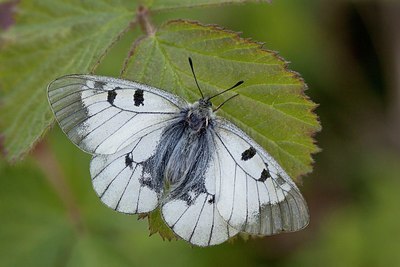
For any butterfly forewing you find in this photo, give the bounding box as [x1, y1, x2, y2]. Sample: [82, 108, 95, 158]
[213, 119, 309, 235]
[47, 74, 186, 155]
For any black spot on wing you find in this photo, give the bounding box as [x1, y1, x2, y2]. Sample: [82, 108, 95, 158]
[259, 168, 271, 182]
[125, 153, 133, 168]
[133, 89, 144, 106]
[107, 90, 117, 104]
[241, 146, 256, 161]
[208, 195, 215, 204]
[94, 81, 106, 89]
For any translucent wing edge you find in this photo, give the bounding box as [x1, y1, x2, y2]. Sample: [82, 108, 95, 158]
[48, 74, 188, 108]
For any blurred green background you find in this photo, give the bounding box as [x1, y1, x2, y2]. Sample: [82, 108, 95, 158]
[1, 0, 400, 266]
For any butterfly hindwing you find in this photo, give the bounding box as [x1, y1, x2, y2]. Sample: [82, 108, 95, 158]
[48, 74, 186, 155]
[214, 119, 309, 235]
[90, 127, 166, 214]
[161, 144, 239, 247]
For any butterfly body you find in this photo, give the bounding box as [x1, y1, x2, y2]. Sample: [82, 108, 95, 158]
[149, 106, 214, 200]
[48, 72, 309, 247]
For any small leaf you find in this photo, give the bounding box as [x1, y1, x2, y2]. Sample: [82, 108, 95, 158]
[144, 0, 271, 11]
[148, 210, 176, 241]
[145, 208, 177, 241]
[122, 19, 320, 239]
[0, 0, 134, 161]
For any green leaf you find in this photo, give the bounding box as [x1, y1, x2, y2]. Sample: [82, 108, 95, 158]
[0, 0, 134, 161]
[144, 0, 271, 11]
[123, 20, 320, 180]
[145, 208, 177, 241]
[122, 19, 320, 240]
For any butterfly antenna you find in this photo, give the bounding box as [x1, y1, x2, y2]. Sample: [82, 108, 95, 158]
[208, 80, 244, 101]
[213, 94, 239, 112]
[188, 57, 204, 99]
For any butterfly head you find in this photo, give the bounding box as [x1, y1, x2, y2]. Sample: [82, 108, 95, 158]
[198, 98, 212, 108]
[186, 100, 214, 132]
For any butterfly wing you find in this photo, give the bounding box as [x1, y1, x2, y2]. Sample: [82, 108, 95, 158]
[161, 141, 239, 247]
[48, 74, 186, 213]
[48, 74, 186, 155]
[213, 118, 309, 235]
[90, 123, 167, 214]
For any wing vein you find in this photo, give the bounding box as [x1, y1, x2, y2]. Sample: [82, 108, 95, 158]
[244, 173, 249, 230]
[115, 163, 138, 211]
[228, 164, 237, 224]
[93, 113, 139, 152]
[263, 182, 273, 234]
[77, 110, 124, 146]
[256, 181, 262, 233]
[100, 166, 129, 198]
[63, 105, 112, 135]
[215, 133, 261, 181]
[271, 179, 284, 232]
[208, 203, 216, 246]
[189, 195, 208, 243]
[92, 137, 143, 181]
[48, 82, 89, 94]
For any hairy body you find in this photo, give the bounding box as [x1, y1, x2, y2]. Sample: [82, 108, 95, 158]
[149, 99, 215, 203]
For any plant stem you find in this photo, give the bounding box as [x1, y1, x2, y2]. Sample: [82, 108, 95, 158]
[137, 5, 155, 36]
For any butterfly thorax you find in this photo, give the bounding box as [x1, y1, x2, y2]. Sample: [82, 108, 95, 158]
[185, 99, 214, 132]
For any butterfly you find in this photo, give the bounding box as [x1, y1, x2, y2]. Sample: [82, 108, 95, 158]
[47, 58, 309, 246]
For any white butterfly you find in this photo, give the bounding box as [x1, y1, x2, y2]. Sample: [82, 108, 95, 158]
[47, 58, 309, 246]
